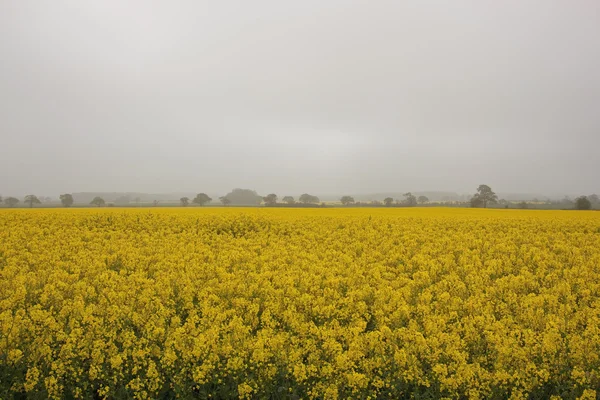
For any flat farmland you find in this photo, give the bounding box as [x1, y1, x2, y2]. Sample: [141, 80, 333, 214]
[1, 208, 599, 399]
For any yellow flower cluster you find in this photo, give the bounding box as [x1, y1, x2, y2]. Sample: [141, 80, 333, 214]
[1, 208, 599, 399]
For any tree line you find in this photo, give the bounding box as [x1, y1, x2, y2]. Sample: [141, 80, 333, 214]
[1, 186, 598, 210]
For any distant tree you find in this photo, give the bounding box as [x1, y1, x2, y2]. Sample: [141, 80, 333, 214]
[153, 200, 159, 207]
[263, 193, 278, 206]
[4, 197, 19, 207]
[472, 185, 498, 208]
[340, 196, 355, 206]
[417, 195, 429, 205]
[371, 200, 382, 206]
[192, 193, 212, 206]
[90, 197, 105, 207]
[299, 193, 319, 204]
[219, 196, 231, 206]
[561, 196, 574, 206]
[59, 194, 74, 207]
[470, 196, 484, 208]
[282, 196, 295, 204]
[0, 195, 2, 203]
[588, 194, 599, 204]
[383, 197, 394, 207]
[575, 196, 592, 210]
[403, 192, 417, 206]
[222, 189, 261, 205]
[180, 197, 189, 206]
[24, 195, 41, 208]
[518, 201, 528, 209]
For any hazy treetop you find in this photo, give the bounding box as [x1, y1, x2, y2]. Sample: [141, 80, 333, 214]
[1, 1, 598, 197]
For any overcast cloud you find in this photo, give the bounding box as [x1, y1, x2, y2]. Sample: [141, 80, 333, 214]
[1, 1, 599, 197]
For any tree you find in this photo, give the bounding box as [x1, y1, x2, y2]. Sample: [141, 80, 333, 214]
[192, 193, 212, 206]
[4, 197, 19, 207]
[518, 201, 528, 209]
[340, 196, 355, 206]
[575, 196, 592, 210]
[60, 194, 74, 207]
[219, 196, 231, 206]
[383, 197, 394, 207]
[470, 196, 484, 208]
[153, 200, 159, 207]
[222, 189, 261, 205]
[90, 197, 105, 207]
[263, 193, 278, 206]
[418, 195, 429, 205]
[588, 194, 599, 204]
[403, 192, 417, 206]
[282, 196, 295, 205]
[180, 197, 189, 206]
[299, 193, 319, 204]
[473, 185, 498, 208]
[24, 195, 41, 208]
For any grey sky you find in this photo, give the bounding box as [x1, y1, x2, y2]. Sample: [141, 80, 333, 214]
[1, 1, 599, 197]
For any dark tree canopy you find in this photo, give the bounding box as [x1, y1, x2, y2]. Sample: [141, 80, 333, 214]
[282, 196, 295, 204]
[418, 196, 429, 205]
[180, 197, 189, 206]
[299, 193, 319, 204]
[403, 192, 417, 207]
[472, 185, 498, 208]
[383, 197, 394, 206]
[24, 195, 41, 208]
[192, 193, 212, 206]
[90, 197, 105, 207]
[219, 196, 231, 206]
[263, 194, 278, 206]
[222, 189, 261, 205]
[575, 196, 591, 210]
[4, 197, 19, 207]
[470, 196, 484, 208]
[340, 196, 355, 205]
[60, 194, 74, 207]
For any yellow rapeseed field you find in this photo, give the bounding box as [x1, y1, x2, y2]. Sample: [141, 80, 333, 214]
[1, 208, 600, 399]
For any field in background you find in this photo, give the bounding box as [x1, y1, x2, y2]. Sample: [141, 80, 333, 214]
[1, 208, 599, 399]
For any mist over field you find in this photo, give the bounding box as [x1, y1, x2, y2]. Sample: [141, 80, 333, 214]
[1, 1, 599, 198]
